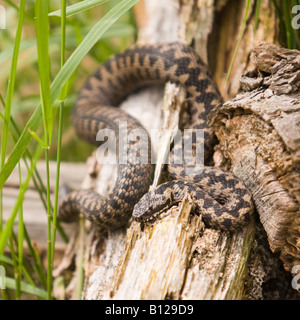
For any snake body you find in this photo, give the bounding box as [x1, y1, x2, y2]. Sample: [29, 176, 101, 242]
[59, 42, 253, 232]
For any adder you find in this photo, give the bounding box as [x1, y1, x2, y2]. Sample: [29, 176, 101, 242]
[58, 42, 253, 232]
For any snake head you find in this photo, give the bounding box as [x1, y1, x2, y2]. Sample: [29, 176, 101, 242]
[133, 188, 174, 222]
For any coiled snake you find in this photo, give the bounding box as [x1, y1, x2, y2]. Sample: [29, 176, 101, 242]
[59, 42, 253, 232]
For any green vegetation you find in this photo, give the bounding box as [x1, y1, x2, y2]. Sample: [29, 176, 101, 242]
[0, 0, 138, 299]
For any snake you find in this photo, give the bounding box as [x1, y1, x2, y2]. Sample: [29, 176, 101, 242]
[58, 42, 253, 232]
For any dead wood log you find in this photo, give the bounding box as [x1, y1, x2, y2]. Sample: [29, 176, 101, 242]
[55, 1, 298, 300]
[209, 41, 300, 275]
[77, 0, 254, 300]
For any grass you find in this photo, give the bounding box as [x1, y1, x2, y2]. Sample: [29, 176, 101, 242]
[0, 0, 299, 300]
[0, 0, 138, 300]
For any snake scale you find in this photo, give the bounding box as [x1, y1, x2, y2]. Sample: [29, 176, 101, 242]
[59, 42, 253, 232]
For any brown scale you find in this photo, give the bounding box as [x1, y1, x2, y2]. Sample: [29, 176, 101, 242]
[59, 42, 253, 232]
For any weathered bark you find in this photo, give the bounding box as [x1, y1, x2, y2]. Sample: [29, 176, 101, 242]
[209, 42, 300, 275]
[54, 0, 298, 300]
[179, 0, 278, 100]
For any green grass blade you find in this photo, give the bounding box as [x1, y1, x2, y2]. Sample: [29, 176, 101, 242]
[0, 0, 26, 230]
[0, 0, 139, 190]
[0, 104, 68, 244]
[35, 0, 52, 145]
[0, 107, 61, 289]
[0, 252, 36, 290]
[23, 227, 47, 288]
[8, 235, 21, 298]
[1, 93, 67, 244]
[225, 0, 251, 84]
[49, 0, 140, 101]
[36, 2, 54, 290]
[28, 129, 49, 149]
[0, 255, 14, 264]
[0, 145, 43, 257]
[254, 0, 262, 31]
[45, 148, 52, 300]
[52, 0, 67, 272]
[58, 0, 68, 102]
[4, 277, 48, 299]
[49, 0, 110, 17]
[17, 162, 24, 300]
[0, 0, 25, 168]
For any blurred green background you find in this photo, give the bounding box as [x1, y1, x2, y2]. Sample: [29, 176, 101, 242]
[0, 0, 137, 162]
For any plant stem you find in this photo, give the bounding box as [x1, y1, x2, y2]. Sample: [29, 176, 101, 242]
[45, 149, 52, 300]
[0, 0, 26, 232]
[51, 0, 67, 271]
[17, 162, 24, 300]
[225, 0, 251, 84]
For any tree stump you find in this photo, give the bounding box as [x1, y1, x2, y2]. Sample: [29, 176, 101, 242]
[55, 0, 299, 300]
[209, 41, 300, 275]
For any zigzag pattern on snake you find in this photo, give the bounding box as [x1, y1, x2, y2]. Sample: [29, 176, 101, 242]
[58, 42, 253, 232]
